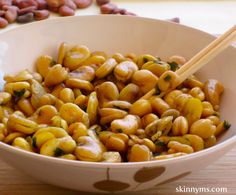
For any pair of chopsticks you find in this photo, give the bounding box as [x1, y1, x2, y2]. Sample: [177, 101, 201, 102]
[141, 24, 236, 100]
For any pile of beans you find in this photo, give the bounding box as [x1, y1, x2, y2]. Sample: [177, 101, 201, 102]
[0, 0, 180, 29]
[0, 43, 230, 162]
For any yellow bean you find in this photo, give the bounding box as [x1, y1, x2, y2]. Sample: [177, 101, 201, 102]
[69, 122, 88, 140]
[74, 95, 88, 110]
[132, 70, 158, 94]
[168, 55, 186, 65]
[129, 99, 152, 117]
[69, 66, 95, 81]
[66, 78, 94, 92]
[128, 144, 152, 162]
[172, 116, 188, 136]
[44, 64, 68, 87]
[34, 105, 58, 124]
[95, 58, 117, 78]
[168, 141, 194, 154]
[215, 120, 231, 137]
[142, 60, 170, 77]
[201, 101, 215, 118]
[32, 131, 55, 148]
[157, 70, 180, 92]
[40, 138, 60, 156]
[105, 134, 127, 152]
[183, 134, 204, 151]
[34, 127, 68, 138]
[17, 98, 35, 116]
[190, 119, 216, 139]
[87, 92, 98, 125]
[63, 45, 90, 70]
[141, 113, 159, 128]
[36, 55, 54, 78]
[189, 87, 205, 101]
[12, 137, 32, 152]
[4, 82, 30, 95]
[51, 115, 68, 131]
[38, 94, 57, 107]
[119, 83, 140, 103]
[161, 109, 180, 120]
[164, 90, 183, 108]
[60, 154, 77, 160]
[83, 55, 106, 67]
[137, 54, 156, 68]
[206, 116, 220, 126]
[0, 92, 11, 105]
[204, 135, 217, 148]
[59, 88, 75, 103]
[150, 96, 170, 116]
[57, 42, 68, 64]
[114, 61, 138, 82]
[4, 132, 26, 144]
[153, 152, 186, 160]
[102, 152, 122, 163]
[51, 84, 66, 98]
[183, 75, 204, 89]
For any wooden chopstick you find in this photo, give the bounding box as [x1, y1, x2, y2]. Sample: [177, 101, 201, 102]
[176, 25, 236, 76]
[139, 24, 236, 100]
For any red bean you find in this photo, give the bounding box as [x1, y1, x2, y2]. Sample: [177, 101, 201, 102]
[58, 5, 74, 16]
[48, 6, 58, 12]
[18, 5, 37, 15]
[4, 6, 18, 22]
[16, 12, 34, 23]
[46, 0, 65, 8]
[0, 16, 8, 28]
[33, 9, 49, 20]
[64, 0, 76, 10]
[0, 10, 5, 16]
[100, 2, 117, 14]
[35, 0, 47, 10]
[96, 0, 109, 6]
[17, 0, 37, 9]
[73, 0, 92, 9]
[0, 0, 12, 9]
[2, 4, 19, 10]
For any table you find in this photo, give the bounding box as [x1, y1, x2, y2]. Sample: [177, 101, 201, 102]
[0, 1, 236, 194]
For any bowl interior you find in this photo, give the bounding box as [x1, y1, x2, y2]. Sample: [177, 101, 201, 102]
[0, 15, 235, 144]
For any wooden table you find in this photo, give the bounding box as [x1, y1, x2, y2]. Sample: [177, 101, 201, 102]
[1, 1, 236, 194]
[0, 146, 236, 194]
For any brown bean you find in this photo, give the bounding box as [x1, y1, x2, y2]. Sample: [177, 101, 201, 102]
[0, 0, 12, 8]
[58, 5, 75, 16]
[2, 5, 19, 11]
[96, 0, 109, 6]
[18, 5, 37, 15]
[48, 6, 58, 12]
[46, 0, 65, 8]
[17, 0, 37, 9]
[16, 12, 34, 23]
[35, 0, 47, 9]
[4, 6, 18, 23]
[0, 10, 5, 16]
[33, 9, 49, 20]
[73, 0, 92, 9]
[100, 2, 117, 14]
[64, 0, 76, 10]
[0, 17, 8, 28]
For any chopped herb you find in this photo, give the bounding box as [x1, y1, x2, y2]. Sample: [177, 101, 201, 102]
[13, 89, 25, 98]
[164, 74, 171, 81]
[116, 128, 123, 133]
[54, 147, 65, 157]
[32, 137, 37, 148]
[50, 59, 57, 66]
[168, 61, 179, 71]
[223, 120, 231, 130]
[143, 57, 149, 63]
[154, 84, 161, 95]
[155, 140, 166, 147]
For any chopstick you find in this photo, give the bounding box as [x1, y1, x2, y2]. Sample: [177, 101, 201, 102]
[176, 24, 236, 84]
[140, 24, 236, 100]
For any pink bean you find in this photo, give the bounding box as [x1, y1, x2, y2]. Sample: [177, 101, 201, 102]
[0, 0, 12, 9]
[46, 0, 65, 8]
[0, 10, 5, 16]
[96, 0, 109, 6]
[33, 9, 49, 20]
[58, 5, 74, 16]
[73, 0, 92, 9]
[35, 0, 47, 10]
[64, 0, 76, 10]
[0, 16, 9, 28]
[100, 2, 117, 14]
[17, 0, 37, 9]
[4, 6, 18, 22]
[18, 5, 37, 15]
[16, 12, 34, 23]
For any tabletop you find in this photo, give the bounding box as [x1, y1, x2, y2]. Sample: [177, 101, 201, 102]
[0, 1, 236, 194]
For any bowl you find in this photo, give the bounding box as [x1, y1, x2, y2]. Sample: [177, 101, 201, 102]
[0, 15, 235, 193]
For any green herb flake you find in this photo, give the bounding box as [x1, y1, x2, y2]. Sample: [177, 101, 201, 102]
[50, 59, 57, 66]
[13, 89, 25, 98]
[116, 128, 123, 133]
[154, 84, 161, 95]
[155, 140, 166, 147]
[164, 74, 171, 81]
[223, 120, 231, 130]
[32, 137, 37, 148]
[168, 61, 179, 71]
[54, 147, 65, 157]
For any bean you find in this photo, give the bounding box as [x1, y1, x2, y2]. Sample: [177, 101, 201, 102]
[64, 0, 76, 10]
[35, 0, 47, 9]
[4, 7, 18, 23]
[16, 12, 34, 23]
[167, 17, 180, 23]
[0, 0, 12, 8]
[17, 0, 37, 9]
[74, 0, 92, 9]
[46, 0, 65, 8]
[100, 2, 117, 14]
[0, 17, 8, 28]
[33, 9, 50, 20]
[0, 10, 5, 16]
[96, 0, 109, 6]
[18, 5, 37, 15]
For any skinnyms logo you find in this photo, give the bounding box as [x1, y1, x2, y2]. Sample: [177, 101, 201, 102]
[176, 186, 228, 194]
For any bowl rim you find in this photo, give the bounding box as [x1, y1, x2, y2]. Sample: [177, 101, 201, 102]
[0, 15, 235, 168]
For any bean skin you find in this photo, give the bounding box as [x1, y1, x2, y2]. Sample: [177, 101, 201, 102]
[58, 5, 75, 16]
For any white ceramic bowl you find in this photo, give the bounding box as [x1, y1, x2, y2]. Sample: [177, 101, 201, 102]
[0, 15, 235, 193]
